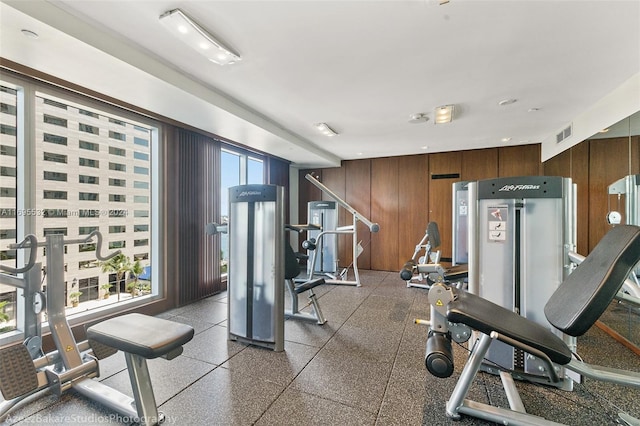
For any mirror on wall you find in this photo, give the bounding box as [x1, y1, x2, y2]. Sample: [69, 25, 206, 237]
[591, 110, 640, 351]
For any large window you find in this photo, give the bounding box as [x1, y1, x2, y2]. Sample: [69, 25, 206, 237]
[0, 78, 160, 345]
[219, 149, 264, 273]
[0, 85, 18, 334]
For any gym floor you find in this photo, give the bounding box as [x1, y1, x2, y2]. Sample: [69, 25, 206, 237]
[3, 270, 640, 425]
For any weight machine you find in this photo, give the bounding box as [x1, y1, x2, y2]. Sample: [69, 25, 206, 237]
[399, 222, 445, 289]
[0, 231, 194, 425]
[418, 225, 640, 425]
[303, 174, 380, 287]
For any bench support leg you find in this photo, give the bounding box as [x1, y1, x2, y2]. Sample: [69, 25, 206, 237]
[446, 333, 492, 419]
[125, 353, 164, 426]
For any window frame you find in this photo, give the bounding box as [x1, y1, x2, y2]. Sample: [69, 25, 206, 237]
[0, 74, 163, 347]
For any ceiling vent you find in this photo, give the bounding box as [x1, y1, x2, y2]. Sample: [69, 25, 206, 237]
[556, 124, 573, 143]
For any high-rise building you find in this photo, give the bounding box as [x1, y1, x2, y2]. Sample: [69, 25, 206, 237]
[0, 86, 154, 322]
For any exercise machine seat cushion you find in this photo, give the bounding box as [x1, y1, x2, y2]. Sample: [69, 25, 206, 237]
[285, 242, 302, 280]
[447, 290, 572, 365]
[444, 264, 468, 281]
[427, 221, 441, 249]
[294, 277, 325, 294]
[545, 225, 640, 337]
[87, 313, 194, 359]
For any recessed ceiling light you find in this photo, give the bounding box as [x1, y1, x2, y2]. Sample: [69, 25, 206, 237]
[498, 98, 517, 106]
[421, 145, 429, 150]
[599, 128, 610, 133]
[434, 105, 455, 124]
[357, 152, 363, 156]
[21, 29, 39, 39]
[501, 137, 512, 143]
[408, 113, 429, 123]
[527, 107, 540, 112]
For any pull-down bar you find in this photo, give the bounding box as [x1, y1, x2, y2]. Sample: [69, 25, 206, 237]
[305, 174, 379, 286]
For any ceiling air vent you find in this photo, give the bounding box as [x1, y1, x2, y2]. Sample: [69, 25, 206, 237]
[556, 124, 573, 143]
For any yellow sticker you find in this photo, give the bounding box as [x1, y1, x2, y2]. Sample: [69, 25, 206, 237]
[436, 299, 443, 306]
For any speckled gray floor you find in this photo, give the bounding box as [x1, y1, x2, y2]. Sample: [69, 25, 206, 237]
[2, 270, 639, 425]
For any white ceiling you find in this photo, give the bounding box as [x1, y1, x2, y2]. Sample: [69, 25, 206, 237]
[1, 0, 639, 168]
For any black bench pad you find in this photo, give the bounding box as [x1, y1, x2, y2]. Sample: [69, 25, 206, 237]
[444, 264, 468, 281]
[545, 225, 640, 336]
[87, 313, 194, 359]
[447, 290, 572, 365]
[294, 278, 325, 294]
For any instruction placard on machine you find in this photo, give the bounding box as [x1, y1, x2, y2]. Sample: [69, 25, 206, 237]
[488, 206, 507, 242]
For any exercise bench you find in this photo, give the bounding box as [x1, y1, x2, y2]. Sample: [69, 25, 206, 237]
[424, 224, 640, 425]
[85, 313, 194, 425]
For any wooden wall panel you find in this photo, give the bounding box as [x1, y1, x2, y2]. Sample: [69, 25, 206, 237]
[542, 147, 590, 255]
[428, 152, 462, 263]
[371, 157, 399, 271]
[499, 144, 541, 177]
[321, 167, 349, 266]
[345, 160, 372, 269]
[570, 143, 590, 255]
[588, 137, 632, 252]
[461, 148, 498, 181]
[397, 154, 429, 267]
[542, 149, 571, 178]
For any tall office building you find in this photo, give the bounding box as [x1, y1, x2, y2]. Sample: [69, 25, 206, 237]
[0, 86, 153, 316]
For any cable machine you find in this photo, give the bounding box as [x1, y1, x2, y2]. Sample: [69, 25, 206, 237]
[303, 174, 379, 287]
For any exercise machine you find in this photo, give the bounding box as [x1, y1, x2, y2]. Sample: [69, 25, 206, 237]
[468, 176, 576, 388]
[206, 186, 328, 348]
[452, 180, 470, 266]
[303, 174, 380, 287]
[306, 201, 338, 278]
[0, 231, 194, 425]
[399, 221, 468, 290]
[284, 225, 327, 325]
[399, 222, 445, 289]
[420, 225, 640, 425]
[226, 184, 285, 351]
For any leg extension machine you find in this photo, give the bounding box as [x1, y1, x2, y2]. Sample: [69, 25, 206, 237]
[421, 225, 640, 425]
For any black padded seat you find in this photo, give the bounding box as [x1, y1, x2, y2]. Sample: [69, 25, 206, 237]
[545, 225, 640, 336]
[447, 290, 572, 365]
[294, 277, 325, 294]
[444, 264, 468, 282]
[284, 240, 325, 291]
[87, 313, 194, 359]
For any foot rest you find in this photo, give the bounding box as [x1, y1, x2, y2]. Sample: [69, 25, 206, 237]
[0, 344, 38, 399]
[86, 313, 194, 360]
[294, 278, 325, 294]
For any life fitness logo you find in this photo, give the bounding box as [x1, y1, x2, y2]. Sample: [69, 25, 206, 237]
[238, 191, 262, 197]
[498, 184, 541, 191]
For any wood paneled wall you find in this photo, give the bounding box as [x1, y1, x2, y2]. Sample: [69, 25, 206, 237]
[300, 137, 638, 272]
[299, 144, 542, 271]
[543, 135, 639, 253]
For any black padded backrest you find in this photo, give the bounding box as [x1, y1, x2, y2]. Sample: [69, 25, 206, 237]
[545, 225, 640, 337]
[284, 243, 302, 280]
[427, 222, 441, 249]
